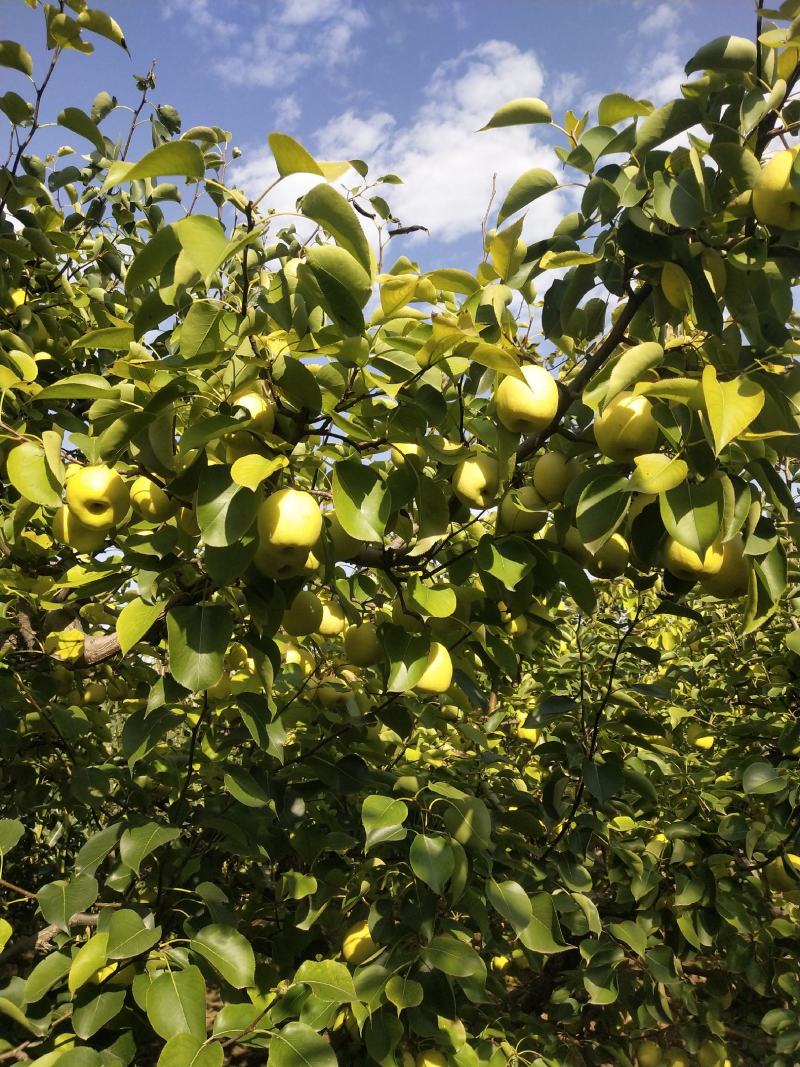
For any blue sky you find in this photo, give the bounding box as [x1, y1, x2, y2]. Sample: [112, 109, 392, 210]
[8, 0, 754, 271]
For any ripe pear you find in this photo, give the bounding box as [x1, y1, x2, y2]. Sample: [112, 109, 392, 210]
[282, 590, 323, 636]
[699, 536, 749, 598]
[663, 1049, 690, 1067]
[635, 1040, 663, 1067]
[532, 451, 573, 502]
[452, 453, 499, 509]
[765, 853, 800, 891]
[253, 542, 320, 580]
[495, 364, 559, 434]
[312, 674, 351, 706]
[594, 392, 659, 463]
[82, 681, 106, 705]
[416, 1053, 448, 1067]
[130, 475, 174, 523]
[414, 642, 453, 694]
[257, 488, 322, 551]
[230, 386, 276, 433]
[317, 598, 347, 636]
[283, 642, 315, 675]
[753, 146, 800, 228]
[341, 919, 377, 964]
[662, 536, 723, 581]
[589, 532, 630, 578]
[686, 722, 715, 750]
[52, 506, 106, 553]
[65, 465, 130, 530]
[498, 486, 547, 533]
[491, 954, 511, 973]
[697, 1039, 727, 1067]
[345, 621, 382, 666]
[391, 441, 425, 466]
[563, 526, 593, 567]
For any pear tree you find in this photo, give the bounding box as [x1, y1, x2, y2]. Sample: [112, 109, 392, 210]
[2, 2, 800, 1066]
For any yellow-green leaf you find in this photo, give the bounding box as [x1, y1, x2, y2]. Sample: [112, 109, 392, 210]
[498, 167, 558, 225]
[702, 365, 765, 455]
[268, 132, 323, 178]
[481, 97, 552, 130]
[103, 141, 204, 191]
[231, 453, 288, 490]
[629, 453, 688, 494]
[539, 250, 602, 269]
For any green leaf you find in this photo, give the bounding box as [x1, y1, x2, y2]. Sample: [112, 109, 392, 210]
[606, 342, 664, 404]
[702, 366, 765, 456]
[301, 182, 371, 275]
[172, 215, 232, 283]
[423, 934, 482, 977]
[457, 339, 525, 380]
[481, 97, 552, 129]
[685, 35, 757, 74]
[0, 818, 24, 854]
[332, 459, 390, 543]
[294, 960, 357, 1004]
[382, 625, 431, 693]
[167, 603, 233, 692]
[576, 473, 629, 552]
[441, 795, 492, 852]
[303, 245, 372, 335]
[405, 577, 456, 619]
[660, 478, 724, 556]
[609, 919, 648, 958]
[629, 454, 688, 494]
[119, 821, 181, 875]
[106, 909, 162, 959]
[72, 988, 126, 1039]
[103, 140, 205, 190]
[597, 93, 653, 125]
[476, 535, 536, 589]
[69, 933, 109, 992]
[425, 268, 480, 295]
[486, 878, 532, 933]
[190, 924, 255, 989]
[268, 132, 324, 178]
[0, 41, 32, 76]
[634, 99, 700, 156]
[23, 951, 71, 1003]
[146, 965, 207, 1041]
[518, 892, 569, 954]
[196, 465, 260, 548]
[409, 835, 454, 895]
[6, 441, 62, 507]
[74, 823, 122, 878]
[37, 876, 98, 933]
[498, 167, 558, 224]
[362, 794, 408, 851]
[158, 1034, 224, 1067]
[178, 299, 233, 365]
[267, 1022, 338, 1067]
[540, 249, 602, 269]
[742, 761, 785, 795]
[116, 597, 165, 655]
[70, 324, 135, 351]
[57, 106, 105, 152]
[35, 373, 118, 400]
[385, 974, 423, 1011]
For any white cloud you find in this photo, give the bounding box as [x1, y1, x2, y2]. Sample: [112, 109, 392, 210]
[274, 95, 302, 128]
[315, 110, 396, 160]
[640, 2, 679, 36]
[162, 0, 238, 40]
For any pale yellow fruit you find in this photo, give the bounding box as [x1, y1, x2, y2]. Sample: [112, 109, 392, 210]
[230, 387, 275, 433]
[661, 262, 691, 310]
[495, 365, 559, 434]
[282, 590, 323, 636]
[699, 536, 750, 599]
[317, 598, 347, 636]
[686, 722, 715, 750]
[391, 441, 425, 466]
[491, 954, 511, 973]
[663, 1050, 690, 1067]
[313, 674, 351, 706]
[207, 674, 231, 700]
[253, 543, 321, 580]
[257, 488, 322, 551]
[635, 1039, 663, 1067]
[505, 615, 527, 636]
[589, 532, 629, 579]
[753, 146, 800, 228]
[594, 392, 659, 463]
[52, 506, 106, 553]
[345, 621, 382, 666]
[452, 454, 499, 509]
[765, 853, 800, 891]
[416, 1053, 448, 1067]
[414, 642, 453, 695]
[82, 682, 106, 705]
[326, 511, 362, 560]
[130, 476, 174, 523]
[697, 1039, 727, 1067]
[498, 486, 547, 533]
[283, 642, 314, 675]
[662, 537, 724, 581]
[533, 451, 572, 502]
[65, 465, 130, 530]
[516, 722, 539, 743]
[342, 919, 377, 964]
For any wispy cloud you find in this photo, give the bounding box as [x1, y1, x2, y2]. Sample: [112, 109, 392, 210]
[274, 95, 302, 128]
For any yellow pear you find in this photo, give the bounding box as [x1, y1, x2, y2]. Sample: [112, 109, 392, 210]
[257, 488, 322, 551]
[416, 1053, 448, 1067]
[391, 441, 425, 466]
[663, 1049, 690, 1067]
[699, 536, 749, 599]
[490, 954, 511, 973]
[697, 1039, 727, 1067]
[753, 146, 800, 228]
[283, 642, 315, 675]
[414, 642, 453, 694]
[686, 722, 715, 750]
[317, 598, 347, 636]
[130, 475, 174, 522]
[341, 919, 377, 964]
[563, 526, 593, 567]
[498, 485, 547, 533]
[635, 1040, 663, 1067]
[65, 465, 130, 530]
[82, 681, 106, 705]
[495, 365, 559, 434]
[52, 506, 106, 553]
[594, 392, 659, 463]
[452, 453, 499, 509]
[345, 621, 383, 666]
[230, 386, 276, 433]
[532, 451, 573, 502]
[312, 674, 351, 706]
[662, 537, 723, 581]
[765, 853, 800, 891]
[253, 542, 320, 580]
[589, 532, 629, 578]
[282, 590, 323, 636]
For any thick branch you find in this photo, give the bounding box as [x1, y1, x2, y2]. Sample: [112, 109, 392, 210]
[516, 283, 652, 464]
